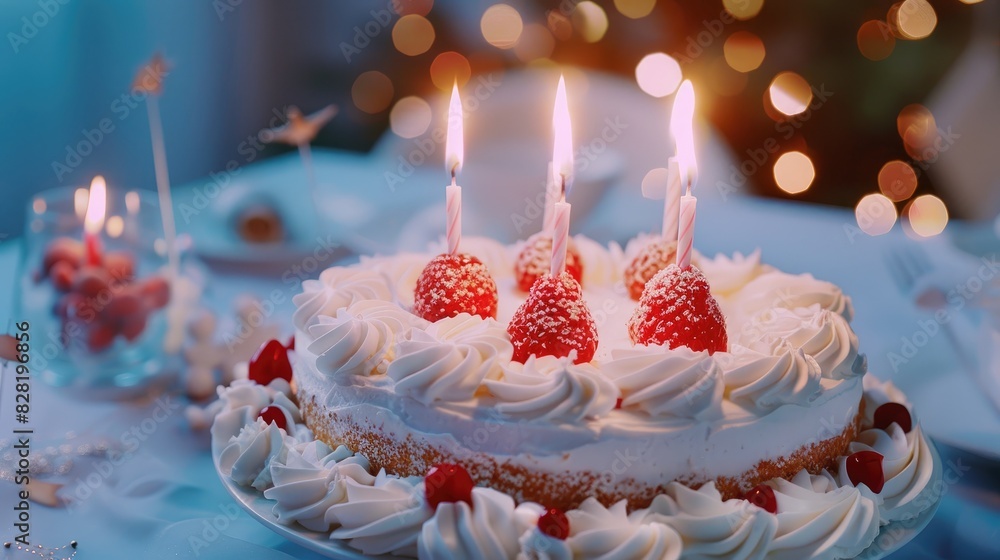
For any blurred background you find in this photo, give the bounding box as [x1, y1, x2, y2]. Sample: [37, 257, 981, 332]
[1, 0, 997, 241]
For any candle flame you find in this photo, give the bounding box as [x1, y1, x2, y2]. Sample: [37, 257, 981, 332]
[552, 74, 574, 196]
[84, 176, 107, 235]
[670, 80, 698, 191]
[445, 82, 464, 178]
[74, 188, 89, 220]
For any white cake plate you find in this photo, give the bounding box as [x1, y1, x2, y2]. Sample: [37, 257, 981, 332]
[213, 443, 942, 560]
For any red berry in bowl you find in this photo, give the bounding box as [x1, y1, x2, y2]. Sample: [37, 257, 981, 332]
[425, 463, 474, 510]
[42, 238, 84, 277]
[507, 272, 598, 364]
[624, 237, 677, 300]
[413, 253, 499, 322]
[139, 276, 171, 309]
[249, 339, 293, 385]
[74, 266, 111, 299]
[104, 251, 136, 283]
[846, 451, 885, 494]
[743, 484, 777, 514]
[514, 232, 583, 292]
[86, 323, 117, 353]
[50, 261, 77, 292]
[627, 264, 727, 354]
[258, 406, 288, 432]
[538, 507, 570, 540]
[873, 402, 912, 433]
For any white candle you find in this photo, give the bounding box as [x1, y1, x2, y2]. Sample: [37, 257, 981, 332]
[662, 157, 682, 242]
[676, 193, 696, 269]
[542, 161, 560, 233]
[670, 80, 698, 269]
[445, 82, 464, 254]
[446, 179, 461, 255]
[551, 200, 571, 276]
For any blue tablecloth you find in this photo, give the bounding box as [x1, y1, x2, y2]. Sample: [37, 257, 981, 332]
[1, 150, 998, 559]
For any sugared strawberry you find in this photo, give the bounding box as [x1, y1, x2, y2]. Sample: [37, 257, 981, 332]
[743, 484, 777, 514]
[249, 339, 293, 385]
[413, 253, 499, 322]
[258, 406, 288, 431]
[425, 463, 474, 510]
[514, 232, 583, 292]
[507, 272, 598, 364]
[873, 402, 912, 433]
[538, 507, 570, 540]
[846, 451, 885, 493]
[627, 264, 727, 354]
[624, 237, 677, 300]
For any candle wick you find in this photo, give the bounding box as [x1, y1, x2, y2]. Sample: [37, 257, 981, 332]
[560, 174, 566, 200]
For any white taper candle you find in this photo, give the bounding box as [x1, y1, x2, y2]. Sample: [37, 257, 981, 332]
[662, 157, 682, 242]
[446, 178, 461, 255]
[676, 193, 696, 269]
[550, 200, 570, 276]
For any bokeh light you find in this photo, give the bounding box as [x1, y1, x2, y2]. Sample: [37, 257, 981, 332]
[430, 51, 472, 90]
[641, 167, 670, 198]
[724, 31, 766, 72]
[635, 53, 682, 98]
[897, 104, 939, 161]
[352, 71, 394, 114]
[773, 151, 815, 194]
[105, 215, 124, 238]
[32, 197, 46, 214]
[896, 0, 937, 40]
[768, 72, 812, 116]
[390, 96, 432, 139]
[481, 4, 523, 49]
[857, 20, 895, 61]
[907, 195, 948, 237]
[74, 187, 88, 219]
[547, 10, 573, 41]
[514, 23, 555, 62]
[878, 160, 918, 201]
[723, 0, 764, 21]
[614, 0, 656, 19]
[392, 14, 435, 56]
[392, 0, 433, 16]
[572, 1, 609, 43]
[855, 194, 897, 236]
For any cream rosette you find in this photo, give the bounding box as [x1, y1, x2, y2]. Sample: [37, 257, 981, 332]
[291, 267, 392, 332]
[307, 300, 426, 377]
[720, 342, 823, 413]
[604, 345, 724, 420]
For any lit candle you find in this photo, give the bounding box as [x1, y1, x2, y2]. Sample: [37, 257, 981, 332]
[550, 75, 574, 276]
[445, 82, 464, 255]
[672, 81, 699, 269]
[84, 176, 107, 266]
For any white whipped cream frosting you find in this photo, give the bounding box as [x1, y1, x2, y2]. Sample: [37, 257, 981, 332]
[418, 487, 526, 559]
[360, 253, 432, 308]
[484, 354, 619, 423]
[721, 343, 823, 413]
[292, 267, 393, 331]
[734, 271, 855, 323]
[218, 419, 289, 491]
[698, 249, 769, 297]
[573, 234, 625, 287]
[388, 313, 513, 405]
[604, 345, 724, 420]
[326, 470, 430, 557]
[565, 498, 683, 560]
[635, 482, 777, 560]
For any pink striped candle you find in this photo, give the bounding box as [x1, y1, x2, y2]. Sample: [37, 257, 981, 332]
[542, 161, 560, 233]
[550, 200, 571, 276]
[676, 192, 696, 269]
[446, 178, 461, 255]
[662, 157, 681, 242]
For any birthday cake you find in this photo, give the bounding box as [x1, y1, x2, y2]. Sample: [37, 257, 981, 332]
[211, 233, 938, 560]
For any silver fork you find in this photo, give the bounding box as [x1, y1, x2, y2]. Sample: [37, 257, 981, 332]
[885, 245, 1000, 416]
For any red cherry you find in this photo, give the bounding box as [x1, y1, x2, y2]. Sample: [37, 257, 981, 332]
[42, 238, 84, 276]
[286, 335, 295, 351]
[507, 272, 599, 364]
[257, 406, 288, 431]
[104, 292, 145, 321]
[412, 253, 499, 322]
[615, 398, 623, 409]
[538, 507, 570, 540]
[514, 232, 584, 292]
[86, 323, 117, 353]
[104, 251, 135, 283]
[627, 264, 728, 354]
[73, 267, 111, 299]
[624, 237, 677, 300]
[249, 339, 293, 385]
[743, 484, 777, 514]
[425, 463, 474, 510]
[846, 451, 885, 494]
[873, 402, 912, 433]
[139, 277, 171, 309]
[50, 261, 77, 292]
[121, 312, 149, 342]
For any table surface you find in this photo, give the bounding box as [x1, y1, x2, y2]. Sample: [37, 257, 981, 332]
[1, 149, 999, 560]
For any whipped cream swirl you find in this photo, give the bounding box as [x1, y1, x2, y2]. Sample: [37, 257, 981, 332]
[604, 345, 723, 420]
[721, 343, 823, 413]
[218, 419, 289, 491]
[565, 498, 682, 560]
[698, 249, 769, 297]
[327, 470, 430, 557]
[418, 487, 524, 559]
[635, 482, 777, 560]
[738, 305, 860, 380]
[388, 314, 513, 405]
[767, 470, 881, 560]
[307, 300, 426, 377]
[360, 253, 432, 308]
[292, 267, 392, 332]
[484, 354, 618, 423]
[735, 271, 854, 323]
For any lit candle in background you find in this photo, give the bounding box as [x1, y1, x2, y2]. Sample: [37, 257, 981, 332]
[672, 80, 699, 270]
[662, 158, 681, 242]
[445, 81, 464, 255]
[550, 75, 574, 277]
[83, 176, 107, 266]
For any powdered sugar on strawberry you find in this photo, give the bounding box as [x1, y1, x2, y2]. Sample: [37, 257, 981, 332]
[507, 272, 598, 364]
[413, 253, 499, 322]
[514, 232, 583, 292]
[628, 264, 728, 354]
[624, 237, 677, 300]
